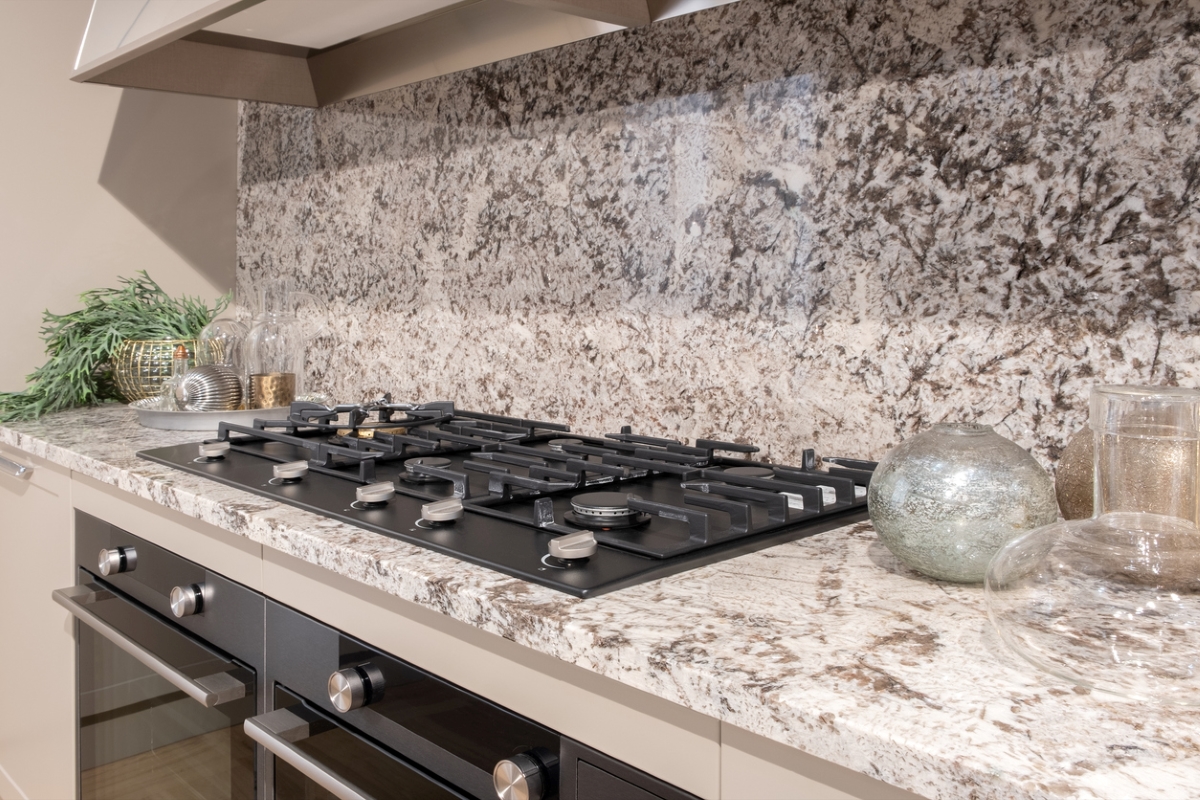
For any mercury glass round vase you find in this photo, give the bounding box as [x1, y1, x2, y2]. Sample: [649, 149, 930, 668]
[986, 386, 1200, 705]
[868, 423, 1058, 583]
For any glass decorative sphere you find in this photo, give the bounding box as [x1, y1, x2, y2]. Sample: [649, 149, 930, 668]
[868, 423, 1058, 583]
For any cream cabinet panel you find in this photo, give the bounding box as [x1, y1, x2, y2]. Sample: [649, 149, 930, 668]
[0, 448, 75, 800]
[74, 0, 249, 73]
[75, 0, 216, 69]
[721, 724, 927, 800]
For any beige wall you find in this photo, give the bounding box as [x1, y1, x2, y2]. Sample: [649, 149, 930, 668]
[0, 0, 236, 393]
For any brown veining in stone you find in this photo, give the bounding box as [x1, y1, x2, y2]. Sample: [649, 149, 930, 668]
[869, 626, 941, 657]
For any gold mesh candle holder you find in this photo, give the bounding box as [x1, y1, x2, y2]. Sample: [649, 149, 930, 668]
[113, 339, 198, 402]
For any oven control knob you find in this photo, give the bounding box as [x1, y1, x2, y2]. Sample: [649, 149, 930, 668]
[356, 482, 396, 505]
[198, 441, 230, 459]
[493, 752, 547, 800]
[548, 530, 596, 560]
[422, 498, 463, 523]
[170, 583, 209, 618]
[328, 663, 386, 713]
[273, 460, 309, 480]
[98, 546, 137, 576]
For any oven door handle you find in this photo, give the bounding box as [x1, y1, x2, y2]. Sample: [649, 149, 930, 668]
[52, 584, 250, 708]
[245, 708, 377, 800]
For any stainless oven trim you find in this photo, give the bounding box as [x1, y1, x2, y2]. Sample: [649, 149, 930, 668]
[53, 583, 251, 708]
[0, 453, 31, 479]
[245, 708, 376, 800]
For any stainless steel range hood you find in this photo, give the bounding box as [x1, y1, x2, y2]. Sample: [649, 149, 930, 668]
[71, 0, 738, 108]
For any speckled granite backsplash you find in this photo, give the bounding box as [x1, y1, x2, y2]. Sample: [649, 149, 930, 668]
[236, 0, 1200, 465]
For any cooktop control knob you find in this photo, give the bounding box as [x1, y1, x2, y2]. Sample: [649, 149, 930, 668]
[328, 663, 385, 713]
[422, 498, 464, 523]
[548, 530, 597, 561]
[493, 752, 549, 800]
[169, 583, 209, 618]
[198, 441, 231, 460]
[356, 482, 396, 506]
[98, 546, 137, 576]
[273, 460, 309, 481]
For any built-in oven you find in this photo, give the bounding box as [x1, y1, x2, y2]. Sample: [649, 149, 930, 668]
[54, 511, 266, 800]
[54, 511, 700, 800]
[251, 600, 701, 800]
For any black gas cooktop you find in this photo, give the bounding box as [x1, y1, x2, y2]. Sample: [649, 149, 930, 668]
[139, 399, 875, 597]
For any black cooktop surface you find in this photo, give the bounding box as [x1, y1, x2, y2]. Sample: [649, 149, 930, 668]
[139, 400, 874, 597]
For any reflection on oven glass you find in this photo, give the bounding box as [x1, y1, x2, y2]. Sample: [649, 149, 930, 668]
[78, 624, 255, 799]
[272, 687, 463, 800]
[336, 639, 557, 774]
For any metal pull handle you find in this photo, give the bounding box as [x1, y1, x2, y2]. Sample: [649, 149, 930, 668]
[245, 709, 377, 800]
[0, 455, 31, 480]
[52, 584, 249, 708]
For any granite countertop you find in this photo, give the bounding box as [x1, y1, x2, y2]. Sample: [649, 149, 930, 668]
[6, 405, 1200, 800]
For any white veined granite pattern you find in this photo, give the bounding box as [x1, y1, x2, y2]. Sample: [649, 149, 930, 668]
[11, 405, 1200, 799]
[236, 0, 1200, 469]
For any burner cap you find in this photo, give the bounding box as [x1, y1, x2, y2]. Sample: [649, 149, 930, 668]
[570, 492, 636, 520]
[724, 466, 775, 479]
[548, 438, 584, 452]
[405, 457, 452, 474]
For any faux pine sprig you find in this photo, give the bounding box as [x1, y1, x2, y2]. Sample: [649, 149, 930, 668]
[0, 272, 228, 421]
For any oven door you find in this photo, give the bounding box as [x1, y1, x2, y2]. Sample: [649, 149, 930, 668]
[266, 600, 561, 799]
[54, 582, 257, 800]
[247, 687, 470, 800]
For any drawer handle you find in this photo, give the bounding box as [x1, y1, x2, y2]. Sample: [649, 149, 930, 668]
[245, 709, 377, 800]
[0, 455, 31, 480]
[52, 584, 250, 707]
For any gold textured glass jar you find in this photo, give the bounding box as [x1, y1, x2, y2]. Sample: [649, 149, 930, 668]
[243, 279, 327, 408]
[986, 385, 1200, 705]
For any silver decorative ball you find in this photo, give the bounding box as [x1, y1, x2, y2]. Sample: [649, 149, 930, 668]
[175, 364, 243, 412]
[868, 423, 1059, 583]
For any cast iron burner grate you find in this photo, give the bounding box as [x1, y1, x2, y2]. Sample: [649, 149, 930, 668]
[454, 425, 876, 559]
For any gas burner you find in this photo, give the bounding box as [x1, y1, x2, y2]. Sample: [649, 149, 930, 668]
[565, 492, 651, 530]
[548, 438, 584, 452]
[401, 456, 453, 483]
[723, 466, 775, 479]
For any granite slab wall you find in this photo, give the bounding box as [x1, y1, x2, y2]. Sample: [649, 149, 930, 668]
[236, 0, 1200, 466]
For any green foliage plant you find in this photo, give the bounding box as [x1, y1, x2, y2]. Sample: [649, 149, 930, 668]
[0, 272, 228, 421]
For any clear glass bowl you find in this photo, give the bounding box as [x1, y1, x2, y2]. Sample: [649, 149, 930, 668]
[987, 511, 1200, 705]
